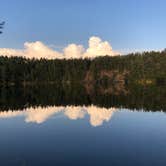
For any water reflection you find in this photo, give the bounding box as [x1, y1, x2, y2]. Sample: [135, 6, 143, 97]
[0, 84, 165, 112]
[0, 105, 116, 127]
[0, 85, 166, 165]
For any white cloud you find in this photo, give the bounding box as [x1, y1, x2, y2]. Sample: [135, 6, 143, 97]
[23, 41, 62, 59]
[0, 41, 62, 59]
[63, 44, 85, 59]
[84, 36, 117, 58]
[0, 48, 23, 57]
[0, 36, 119, 59]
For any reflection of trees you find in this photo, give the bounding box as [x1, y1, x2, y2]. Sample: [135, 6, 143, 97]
[0, 84, 165, 112]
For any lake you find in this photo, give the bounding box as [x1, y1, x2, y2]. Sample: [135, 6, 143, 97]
[0, 85, 166, 166]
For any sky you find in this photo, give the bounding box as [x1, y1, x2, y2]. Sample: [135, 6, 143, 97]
[0, 0, 166, 58]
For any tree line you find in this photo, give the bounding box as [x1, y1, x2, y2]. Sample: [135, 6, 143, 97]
[0, 51, 166, 86]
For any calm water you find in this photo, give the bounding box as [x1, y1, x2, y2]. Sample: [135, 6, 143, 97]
[0, 85, 166, 166]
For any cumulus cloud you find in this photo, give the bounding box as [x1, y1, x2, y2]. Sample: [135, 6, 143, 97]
[0, 105, 117, 126]
[23, 41, 62, 59]
[84, 36, 117, 58]
[0, 48, 23, 57]
[63, 44, 85, 59]
[0, 41, 62, 59]
[0, 36, 119, 59]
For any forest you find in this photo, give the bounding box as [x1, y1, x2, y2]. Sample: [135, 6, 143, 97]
[0, 51, 166, 86]
[0, 51, 166, 111]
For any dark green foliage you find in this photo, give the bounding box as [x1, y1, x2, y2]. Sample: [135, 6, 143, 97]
[0, 51, 166, 85]
[0, 56, 91, 85]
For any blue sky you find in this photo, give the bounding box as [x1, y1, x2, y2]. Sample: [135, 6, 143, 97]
[0, 0, 166, 53]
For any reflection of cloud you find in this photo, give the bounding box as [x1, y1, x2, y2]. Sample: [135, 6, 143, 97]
[0, 36, 119, 59]
[0, 105, 117, 126]
[24, 106, 64, 123]
[0, 110, 23, 118]
[0, 106, 63, 124]
[86, 106, 116, 127]
[64, 106, 85, 120]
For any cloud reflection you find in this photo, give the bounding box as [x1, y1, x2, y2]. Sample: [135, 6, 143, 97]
[0, 105, 116, 127]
